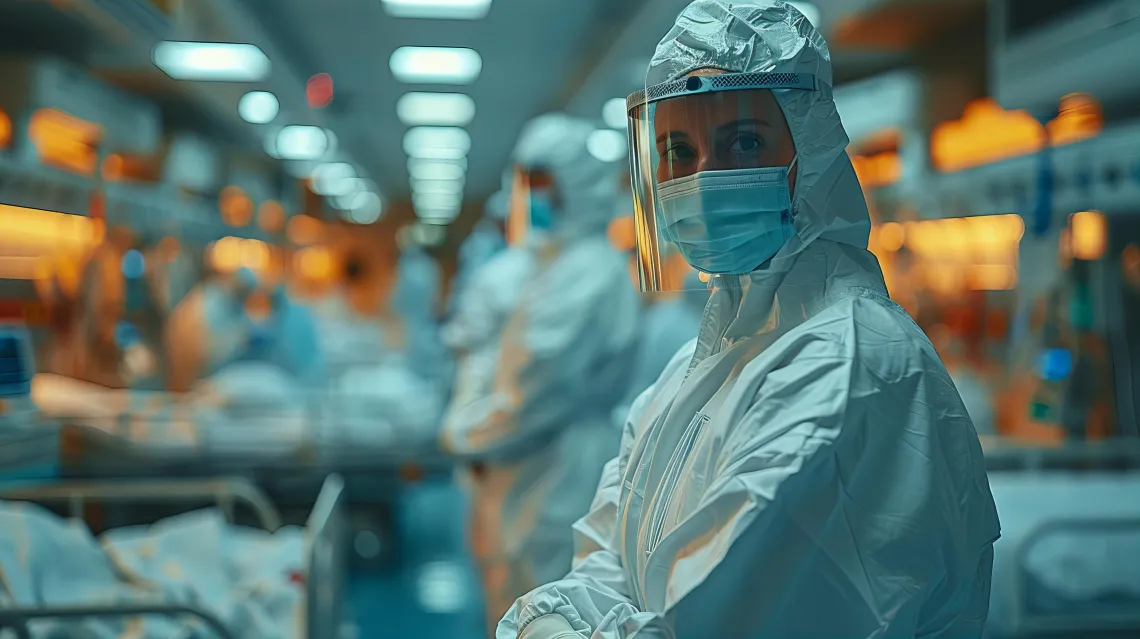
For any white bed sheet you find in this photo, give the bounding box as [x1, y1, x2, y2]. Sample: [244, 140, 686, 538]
[0, 501, 305, 638]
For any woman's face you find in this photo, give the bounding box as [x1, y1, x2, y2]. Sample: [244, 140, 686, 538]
[652, 71, 797, 187]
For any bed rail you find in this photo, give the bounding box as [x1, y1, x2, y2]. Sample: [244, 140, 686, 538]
[0, 474, 347, 638]
[302, 473, 347, 639]
[1009, 516, 1140, 635]
[983, 438, 1140, 471]
[0, 476, 283, 531]
[0, 603, 236, 639]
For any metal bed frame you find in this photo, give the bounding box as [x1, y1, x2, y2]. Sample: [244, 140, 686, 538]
[986, 441, 1140, 637]
[1007, 516, 1140, 637]
[0, 474, 347, 639]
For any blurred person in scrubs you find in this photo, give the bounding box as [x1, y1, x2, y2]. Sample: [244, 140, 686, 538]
[607, 215, 706, 427]
[166, 268, 323, 391]
[442, 113, 640, 634]
[441, 190, 535, 441]
[447, 192, 510, 318]
[392, 245, 453, 396]
[498, 3, 999, 638]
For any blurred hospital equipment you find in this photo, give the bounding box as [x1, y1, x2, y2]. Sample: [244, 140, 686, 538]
[0, 473, 346, 639]
[982, 441, 1140, 639]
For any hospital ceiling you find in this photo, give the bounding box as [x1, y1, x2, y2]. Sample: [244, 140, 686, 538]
[238, 0, 985, 205]
[0, 0, 986, 217]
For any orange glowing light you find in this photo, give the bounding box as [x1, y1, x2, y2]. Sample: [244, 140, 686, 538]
[28, 108, 102, 176]
[306, 73, 334, 109]
[1070, 210, 1107, 261]
[1047, 93, 1103, 147]
[219, 186, 255, 227]
[852, 152, 901, 188]
[0, 204, 100, 280]
[286, 214, 324, 246]
[0, 109, 11, 148]
[294, 246, 335, 280]
[931, 99, 1044, 173]
[607, 216, 637, 252]
[257, 200, 286, 233]
[932, 95, 1105, 173]
[101, 154, 125, 181]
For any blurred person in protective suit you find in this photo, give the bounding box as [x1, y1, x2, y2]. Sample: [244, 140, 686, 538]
[442, 113, 640, 633]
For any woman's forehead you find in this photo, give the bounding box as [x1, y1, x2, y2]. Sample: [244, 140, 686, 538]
[652, 89, 786, 132]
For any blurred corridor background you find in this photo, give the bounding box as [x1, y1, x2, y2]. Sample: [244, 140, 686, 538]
[0, 0, 1138, 637]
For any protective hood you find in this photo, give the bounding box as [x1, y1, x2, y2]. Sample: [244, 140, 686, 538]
[485, 189, 510, 222]
[513, 113, 620, 241]
[648, 0, 881, 347]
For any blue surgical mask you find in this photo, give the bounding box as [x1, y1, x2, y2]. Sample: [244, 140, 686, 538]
[657, 160, 796, 274]
[529, 191, 557, 231]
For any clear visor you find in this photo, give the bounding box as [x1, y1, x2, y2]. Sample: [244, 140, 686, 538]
[626, 72, 814, 291]
[507, 166, 558, 247]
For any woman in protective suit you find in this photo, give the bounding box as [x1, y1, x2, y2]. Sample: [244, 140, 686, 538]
[497, 2, 1000, 638]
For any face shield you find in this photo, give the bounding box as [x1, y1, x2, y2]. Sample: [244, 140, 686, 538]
[626, 71, 816, 291]
[507, 166, 558, 247]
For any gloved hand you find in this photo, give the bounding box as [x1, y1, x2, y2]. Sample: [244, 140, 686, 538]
[518, 615, 580, 639]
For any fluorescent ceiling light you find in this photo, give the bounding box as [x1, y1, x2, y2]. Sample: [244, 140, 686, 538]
[345, 192, 384, 224]
[586, 129, 626, 163]
[602, 98, 628, 130]
[238, 91, 279, 124]
[403, 126, 471, 159]
[415, 209, 459, 225]
[275, 126, 330, 161]
[397, 92, 476, 127]
[788, 2, 820, 27]
[411, 179, 464, 195]
[390, 47, 482, 84]
[408, 160, 465, 182]
[153, 42, 271, 82]
[414, 192, 462, 210]
[381, 0, 492, 20]
[311, 162, 356, 195]
[332, 178, 375, 209]
[409, 156, 467, 172]
[412, 222, 449, 245]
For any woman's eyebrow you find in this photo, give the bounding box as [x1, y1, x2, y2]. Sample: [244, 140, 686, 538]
[656, 130, 690, 145]
[715, 118, 770, 136]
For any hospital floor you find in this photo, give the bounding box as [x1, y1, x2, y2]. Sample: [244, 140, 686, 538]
[347, 478, 487, 639]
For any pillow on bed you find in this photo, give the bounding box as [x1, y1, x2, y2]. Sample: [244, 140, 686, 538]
[194, 362, 306, 414]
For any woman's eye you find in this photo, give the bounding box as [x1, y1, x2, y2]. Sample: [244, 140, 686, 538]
[664, 143, 697, 162]
[729, 133, 763, 154]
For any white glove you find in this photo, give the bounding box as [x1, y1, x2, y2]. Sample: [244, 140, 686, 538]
[519, 615, 580, 639]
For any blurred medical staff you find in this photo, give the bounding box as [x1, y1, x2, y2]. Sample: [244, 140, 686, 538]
[166, 268, 324, 391]
[441, 191, 535, 439]
[499, 3, 998, 638]
[607, 216, 707, 427]
[392, 246, 452, 394]
[442, 113, 640, 632]
[448, 195, 509, 318]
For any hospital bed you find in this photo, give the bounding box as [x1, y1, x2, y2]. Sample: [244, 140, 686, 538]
[0, 474, 347, 639]
[983, 440, 1140, 639]
[27, 370, 451, 480]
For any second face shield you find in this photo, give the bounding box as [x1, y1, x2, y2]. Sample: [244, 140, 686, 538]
[626, 72, 815, 291]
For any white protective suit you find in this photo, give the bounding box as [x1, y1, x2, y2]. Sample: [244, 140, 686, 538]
[441, 191, 536, 440]
[448, 194, 510, 317]
[442, 114, 641, 628]
[498, 3, 1001, 638]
